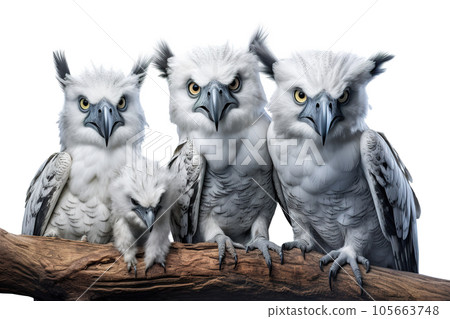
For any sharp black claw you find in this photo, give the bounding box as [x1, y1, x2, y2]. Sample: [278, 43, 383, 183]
[267, 259, 272, 276]
[134, 265, 137, 278]
[234, 255, 238, 269]
[280, 251, 284, 265]
[160, 262, 166, 273]
[357, 278, 363, 296]
[302, 247, 306, 260]
[219, 255, 223, 270]
[328, 271, 333, 290]
[319, 260, 324, 272]
[246, 246, 250, 253]
[365, 261, 370, 273]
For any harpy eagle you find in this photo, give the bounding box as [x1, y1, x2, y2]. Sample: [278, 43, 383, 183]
[110, 157, 178, 276]
[251, 37, 420, 292]
[153, 32, 282, 273]
[22, 52, 151, 243]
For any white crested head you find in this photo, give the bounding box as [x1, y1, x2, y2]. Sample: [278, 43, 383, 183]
[109, 158, 175, 221]
[54, 52, 151, 150]
[152, 33, 268, 137]
[251, 40, 393, 142]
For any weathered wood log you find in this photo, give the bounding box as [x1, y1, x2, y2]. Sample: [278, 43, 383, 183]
[0, 228, 448, 301]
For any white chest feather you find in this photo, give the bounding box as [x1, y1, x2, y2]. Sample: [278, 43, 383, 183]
[47, 145, 127, 243]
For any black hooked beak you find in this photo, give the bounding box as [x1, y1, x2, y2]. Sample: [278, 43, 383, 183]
[193, 81, 239, 131]
[133, 205, 156, 233]
[298, 93, 344, 145]
[84, 99, 124, 147]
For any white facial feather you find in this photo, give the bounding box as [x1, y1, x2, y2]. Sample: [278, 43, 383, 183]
[58, 66, 147, 150]
[165, 44, 267, 136]
[270, 51, 377, 140]
[110, 159, 175, 222]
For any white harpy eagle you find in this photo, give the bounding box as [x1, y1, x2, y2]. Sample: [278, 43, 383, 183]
[153, 33, 281, 273]
[251, 38, 420, 291]
[110, 157, 177, 276]
[22, 52, 151, 243]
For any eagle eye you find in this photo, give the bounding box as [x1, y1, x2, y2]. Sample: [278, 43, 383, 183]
[130, 197, 139, 207]
[294, 90, 307, 104]
[187, 81, 201, 97]
[228, 76, 241, 92]
[79, 97, 90, 111]
[338, 89, 350, 104]
[117, 96, 127, 111]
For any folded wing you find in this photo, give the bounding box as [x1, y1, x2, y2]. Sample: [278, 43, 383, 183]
[360, 130, 420, 272]
[168, 140, 205, 243]
[22, 152, 71, 236]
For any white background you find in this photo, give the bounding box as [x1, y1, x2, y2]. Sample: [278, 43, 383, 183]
[0, 0, 449, 313]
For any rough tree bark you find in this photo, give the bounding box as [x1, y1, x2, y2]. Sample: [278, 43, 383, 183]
[0, 228, 448, 301]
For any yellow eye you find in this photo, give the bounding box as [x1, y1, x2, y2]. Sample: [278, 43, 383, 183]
[188, 81, 201, 96]
[79, 98, 90, 110]
[117, 96, 127, 110]
[294, 90, 307, 104]
[338, 89, 350, 104]
[228, 76, 241, 92]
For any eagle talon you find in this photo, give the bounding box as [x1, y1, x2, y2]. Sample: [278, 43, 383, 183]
[281, 240, 312, 260]
[320, 248, 370, 294]
[218, 255, 224, 270]
[268, 259, 273, 276]
[126, 260, 138, 278]
[357, 277, 364, 296]
[328, 269, 336, 290]
[247, 237, 281, 276]
[211, 234, 242, 270]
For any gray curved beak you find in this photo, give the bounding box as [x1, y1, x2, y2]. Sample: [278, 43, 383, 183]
[84, 99, 124, 146]
[298, 93, 344, 145]
[193, 81, 239, 131]
[133, 206, 156, 233]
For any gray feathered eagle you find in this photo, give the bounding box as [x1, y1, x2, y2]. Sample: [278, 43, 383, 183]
[22, 52, 150, 243]
[153, 33, 282, 273]
[251, 35, 420, 291]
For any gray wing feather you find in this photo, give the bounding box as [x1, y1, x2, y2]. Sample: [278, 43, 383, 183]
[272, 170, 291, 225]
[168, 140, 205, 243]
[22, 152, 71, 236]
[360, 130, 420, 272]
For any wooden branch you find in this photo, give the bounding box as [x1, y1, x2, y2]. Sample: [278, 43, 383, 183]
[0, 228, 449, 301]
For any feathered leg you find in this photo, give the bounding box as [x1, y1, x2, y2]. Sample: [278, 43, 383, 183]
[113, 217, 139, 277]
